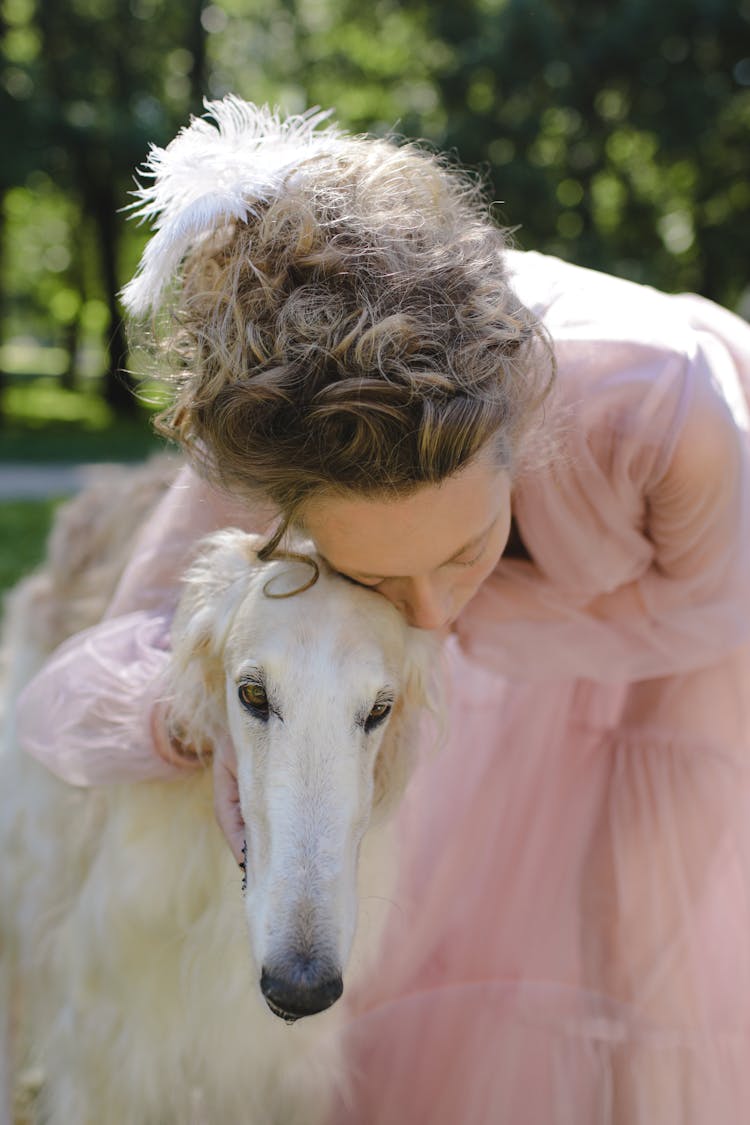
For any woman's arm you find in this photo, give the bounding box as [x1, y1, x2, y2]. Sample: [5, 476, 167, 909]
[455, 328, 750, 682]
[14, 464, 270, 785]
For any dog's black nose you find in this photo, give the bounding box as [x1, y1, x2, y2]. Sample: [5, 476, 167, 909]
[260, 963, 343, 1022]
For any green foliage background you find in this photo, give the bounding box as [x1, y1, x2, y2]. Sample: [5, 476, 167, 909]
[0, 0, 748, 428]
[0, 498, 58, 592]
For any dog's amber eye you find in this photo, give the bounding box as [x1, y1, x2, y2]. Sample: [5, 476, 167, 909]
[364, 699, 392, 732]
[239, 682, 269, 718]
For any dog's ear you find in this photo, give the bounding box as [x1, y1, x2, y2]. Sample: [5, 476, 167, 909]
[371, 630, 440, 819]
[167, 529, 263, 745]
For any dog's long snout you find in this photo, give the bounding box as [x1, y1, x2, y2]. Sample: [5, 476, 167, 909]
[260, 961, 344, 1022]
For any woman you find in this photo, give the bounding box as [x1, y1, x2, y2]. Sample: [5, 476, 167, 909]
[17, 98, 750, 1122]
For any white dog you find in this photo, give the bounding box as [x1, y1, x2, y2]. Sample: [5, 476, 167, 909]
[0, 464, 435, 1125]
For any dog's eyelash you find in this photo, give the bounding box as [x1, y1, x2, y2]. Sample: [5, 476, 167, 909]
[238, 681, 271, 721]
[363, 697, 394, 733]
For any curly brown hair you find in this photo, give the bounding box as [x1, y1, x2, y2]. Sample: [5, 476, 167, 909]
[148, 129, 554, 554]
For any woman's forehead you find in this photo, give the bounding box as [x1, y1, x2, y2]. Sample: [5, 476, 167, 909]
[301, 456, 511, 579]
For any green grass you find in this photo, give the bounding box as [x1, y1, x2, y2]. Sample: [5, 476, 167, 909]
[0, 499, 62, 594]
[1, 420, 165, 463]
[0, 379, 170, 597]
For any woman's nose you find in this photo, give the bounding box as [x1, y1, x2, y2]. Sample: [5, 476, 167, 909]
[384, 576, 452, 631]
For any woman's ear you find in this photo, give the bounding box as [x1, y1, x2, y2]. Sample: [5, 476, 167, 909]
[371, 630, 441, 818]
[167, 529, 263, 746]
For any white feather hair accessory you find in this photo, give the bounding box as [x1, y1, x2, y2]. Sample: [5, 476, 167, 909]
[120, 96, 346, 317]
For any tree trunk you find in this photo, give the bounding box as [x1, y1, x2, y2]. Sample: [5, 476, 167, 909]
[60, 315, 81, 392]
[93, 187, 138, 415]
[0, 193, 6, 425]
[59, 230, 86, 392]
[187, 0, 208, 111]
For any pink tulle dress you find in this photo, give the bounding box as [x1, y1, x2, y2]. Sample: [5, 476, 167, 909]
[17, 251, 750, 1123]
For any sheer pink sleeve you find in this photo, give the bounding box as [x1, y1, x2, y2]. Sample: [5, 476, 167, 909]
[16, 465, 268, 785]
[456, 315, 750, 682]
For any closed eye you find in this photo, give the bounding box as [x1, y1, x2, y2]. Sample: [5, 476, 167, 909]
[446, 532, 491, 569]
[337, 572, 384, 589]
[337, 529, 492, 587]
[447, 550, 483, 569]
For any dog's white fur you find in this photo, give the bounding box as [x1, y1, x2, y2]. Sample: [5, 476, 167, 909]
[0, 465, 435, 1125]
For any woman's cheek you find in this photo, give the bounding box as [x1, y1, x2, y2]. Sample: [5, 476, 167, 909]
[452, 559, 496, 615]
[450, 524, 510, 616]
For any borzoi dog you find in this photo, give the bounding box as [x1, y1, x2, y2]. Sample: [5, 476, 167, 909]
[0, 464, 435, 1125]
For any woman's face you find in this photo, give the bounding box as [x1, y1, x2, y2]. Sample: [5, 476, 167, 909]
[301, 448, 512, 631]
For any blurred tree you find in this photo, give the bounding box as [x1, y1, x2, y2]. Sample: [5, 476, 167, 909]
[1, 0, 747, 427]
[396, 0, 750, 306]
[0, 6, 9, 421]
[0, 0, 40, 419]
[31, 0, 209, 412]
[207, 0, 749, 307]
[1, 0, 208, 416]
